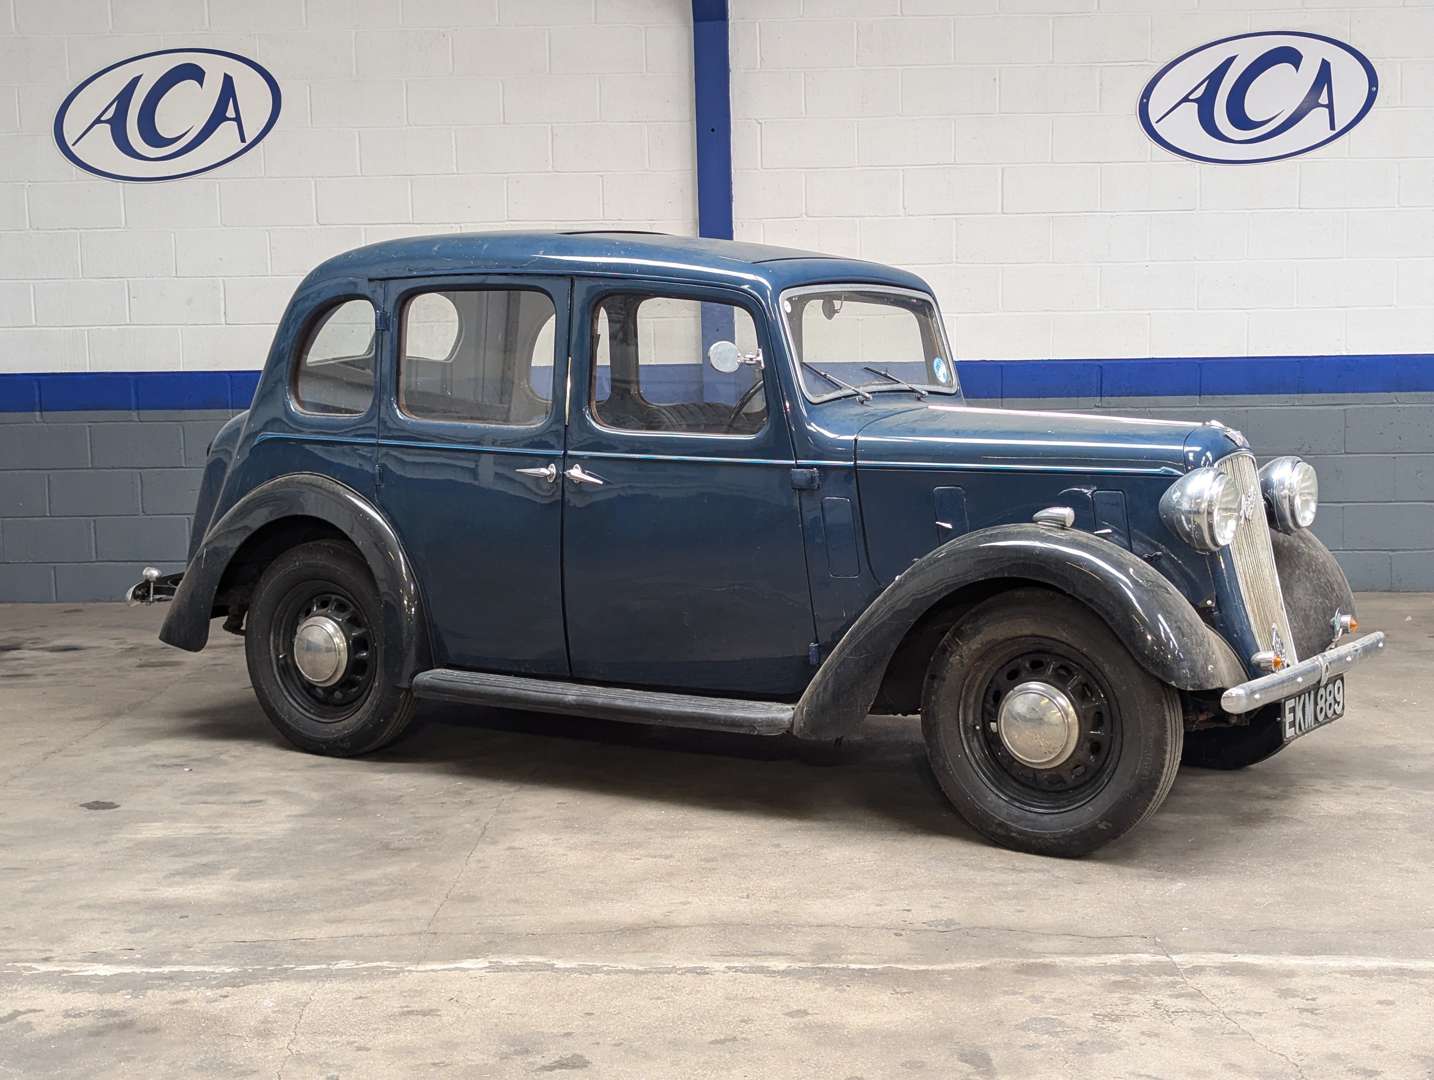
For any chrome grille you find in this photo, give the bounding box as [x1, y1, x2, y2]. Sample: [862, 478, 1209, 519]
[1218, 452, 1297, 663]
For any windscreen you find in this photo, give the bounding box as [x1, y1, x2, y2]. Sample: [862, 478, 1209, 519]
[782, 287, 960, 402]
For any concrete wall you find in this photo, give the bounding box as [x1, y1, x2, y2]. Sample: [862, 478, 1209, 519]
[2, 2, 1433, 600]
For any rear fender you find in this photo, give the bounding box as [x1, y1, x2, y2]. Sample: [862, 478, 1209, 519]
[159, 473, 430, 688]
[791, 523, 1245, 740]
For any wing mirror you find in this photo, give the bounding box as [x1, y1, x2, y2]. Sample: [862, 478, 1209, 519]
[707, 340, 762, 374]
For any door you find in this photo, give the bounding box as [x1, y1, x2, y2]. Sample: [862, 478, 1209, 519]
[562, 279, 816, 697]
[377, 276, 569, 675]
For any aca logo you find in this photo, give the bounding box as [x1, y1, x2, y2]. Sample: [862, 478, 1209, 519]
[1139, 32, 1377, 165]
[54, 48, 281, 182]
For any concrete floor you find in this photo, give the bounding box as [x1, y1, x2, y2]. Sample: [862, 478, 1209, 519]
[0, 596, 1431, 1079]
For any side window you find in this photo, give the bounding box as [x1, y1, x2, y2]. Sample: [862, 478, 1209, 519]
[591, 293, 766, 436]
[399, 288, 556, 426]
[293, 298, 376, 416]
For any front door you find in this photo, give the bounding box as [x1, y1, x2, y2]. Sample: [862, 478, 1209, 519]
[562, 279, 816, 697]
[377, 276, 569, 675]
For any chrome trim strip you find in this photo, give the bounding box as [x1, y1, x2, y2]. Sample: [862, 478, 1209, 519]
[1221, 631, 1385, 714]
[857, 459, 1182, 476]
[571, 450, 794, 467]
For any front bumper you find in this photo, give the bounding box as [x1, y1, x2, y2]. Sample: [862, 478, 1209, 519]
[1220, 631, 1385, 714]
[124, 567, 183, 605]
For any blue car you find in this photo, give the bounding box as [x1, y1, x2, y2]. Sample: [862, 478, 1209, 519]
[131, 231, 1383, 856]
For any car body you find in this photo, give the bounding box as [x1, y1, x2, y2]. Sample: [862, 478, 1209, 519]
[133, 231, 1384, 856]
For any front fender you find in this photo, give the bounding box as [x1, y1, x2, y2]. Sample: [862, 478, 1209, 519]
[1270, 528, 1356, 660]
[791, 523, 1246, 740]
[159, 473, 430, 689]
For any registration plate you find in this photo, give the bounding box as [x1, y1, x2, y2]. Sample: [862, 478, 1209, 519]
[1281, 675, 1345, 743]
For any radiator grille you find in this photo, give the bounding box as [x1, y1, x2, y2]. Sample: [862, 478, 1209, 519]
[1218, 452, 1297, 663]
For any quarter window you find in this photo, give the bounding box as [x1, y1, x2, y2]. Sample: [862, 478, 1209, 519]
[293, 298, 376, 416]
[399, 288, 556, 426]
[591, 293, 766, 436]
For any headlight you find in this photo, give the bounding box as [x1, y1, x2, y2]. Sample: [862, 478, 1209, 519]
[1159, 466, 1241, 551]
[1259, 456, 1318, 532]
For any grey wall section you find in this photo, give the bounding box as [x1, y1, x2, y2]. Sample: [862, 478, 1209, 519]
[0, 409, 233, 603]
[1, 396, 1430, 602]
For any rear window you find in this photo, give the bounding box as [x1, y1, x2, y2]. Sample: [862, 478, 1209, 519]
[293, 298, 376, 416]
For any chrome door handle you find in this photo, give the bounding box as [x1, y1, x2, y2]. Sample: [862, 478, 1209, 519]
[564, 463, 605, 486]
[516, 463, 558, 484]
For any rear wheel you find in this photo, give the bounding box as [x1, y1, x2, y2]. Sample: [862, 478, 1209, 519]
[921, 589, 1182, 857]
[245, 539, 416, 757]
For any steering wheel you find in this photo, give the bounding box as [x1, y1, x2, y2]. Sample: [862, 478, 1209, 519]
[724, 379, 766, 433]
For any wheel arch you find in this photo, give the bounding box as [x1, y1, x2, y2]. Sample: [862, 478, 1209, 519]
[159, 473, 432, 689]
[791, 524, 1247, 741]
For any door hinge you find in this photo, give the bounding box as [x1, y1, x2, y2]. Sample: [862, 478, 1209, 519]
[808, 642, 821, 666]
[790, 467, 820, 491]
[374, 309, 391, 332]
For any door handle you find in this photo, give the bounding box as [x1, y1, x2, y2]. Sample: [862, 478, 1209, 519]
[516, 463, 558, 484]
[564, 463, 605, 486]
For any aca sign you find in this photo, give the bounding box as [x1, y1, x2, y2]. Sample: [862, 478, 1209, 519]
[54, 48, 281, 181]
[1139, 32, 1377, 165]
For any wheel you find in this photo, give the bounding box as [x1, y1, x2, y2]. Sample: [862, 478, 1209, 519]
[1181, 707, 1286, 769]
[921, 589, 1183, 858]
[245, 539, 416, 757]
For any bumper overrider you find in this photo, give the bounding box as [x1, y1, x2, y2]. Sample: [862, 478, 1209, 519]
[1221, 631, 1385, 715]
[125, 566, 183, 605]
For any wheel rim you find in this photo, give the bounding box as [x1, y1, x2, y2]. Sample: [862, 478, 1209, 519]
[961, 643, 1123, 813]
[270, 585, 375, 721]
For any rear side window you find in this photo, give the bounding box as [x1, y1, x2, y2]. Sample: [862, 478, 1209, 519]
[399, 288, 556, 426]
[293, 298, 376, 416]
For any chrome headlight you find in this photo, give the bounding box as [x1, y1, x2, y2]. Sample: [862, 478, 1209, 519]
[1159, 466, 1241, 551]
[1259, 456, 1318, 532]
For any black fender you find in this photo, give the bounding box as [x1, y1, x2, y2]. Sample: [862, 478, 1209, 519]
[1270, 528, 1356, 660]
[791, 523, 1246, 740]
[159, 473, 431, 689]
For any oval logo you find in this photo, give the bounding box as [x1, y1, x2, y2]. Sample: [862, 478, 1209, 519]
[54, 48, 281, 182]
[1139, 32, 1377, 165]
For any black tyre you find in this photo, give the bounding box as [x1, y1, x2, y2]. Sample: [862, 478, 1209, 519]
[921, 589, 1183, 858]
[245, 539, 416, 757]
[1181, 707, 1286, 769]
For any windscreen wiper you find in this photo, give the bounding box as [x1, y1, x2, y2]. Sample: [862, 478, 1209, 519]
[802, 362, 871, 403]
[863, 365, 927, 399]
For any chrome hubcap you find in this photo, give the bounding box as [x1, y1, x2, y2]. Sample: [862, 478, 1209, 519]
[996, 681, 1080, 768]
[292, 614, 348, 688]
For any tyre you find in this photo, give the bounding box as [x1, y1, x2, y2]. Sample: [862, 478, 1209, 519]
[921, 588, 1183, 858]
[245, 539, 416, 757]
[1181, 708, 1285, 770]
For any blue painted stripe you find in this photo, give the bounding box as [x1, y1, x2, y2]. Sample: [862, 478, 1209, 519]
[691, 0, 733, 241]
[1, 370, 261, 413]
[3, 356, 1434, 413]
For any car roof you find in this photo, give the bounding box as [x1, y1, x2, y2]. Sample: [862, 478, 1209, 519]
[305, 230, 931, 295]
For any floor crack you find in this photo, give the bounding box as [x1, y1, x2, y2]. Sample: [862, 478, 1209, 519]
[276, 984, 319, 1080]
[1155, 936, 1308, 1080]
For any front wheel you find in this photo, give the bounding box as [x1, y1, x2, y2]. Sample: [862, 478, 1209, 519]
[245, 539, 416, 757]
[921, 589, 1183, 857]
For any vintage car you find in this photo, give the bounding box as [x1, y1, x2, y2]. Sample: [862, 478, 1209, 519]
[131, 231, 1383, 857]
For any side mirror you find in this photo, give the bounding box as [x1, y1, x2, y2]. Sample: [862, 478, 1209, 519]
[707, 340, 744, 374]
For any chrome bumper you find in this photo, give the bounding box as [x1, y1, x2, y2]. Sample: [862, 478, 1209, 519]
[1221, 631, 1386, 714]
[124, 566, 182, 606]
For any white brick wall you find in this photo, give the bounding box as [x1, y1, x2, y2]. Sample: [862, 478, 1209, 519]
[2, 2, 1432, 373]
[731, 0, 1434, 360]
[0, 0, 694, 374]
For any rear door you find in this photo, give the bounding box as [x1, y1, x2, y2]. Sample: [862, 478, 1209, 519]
[560, 278, 816, 697]
[376, 276, 570, 675]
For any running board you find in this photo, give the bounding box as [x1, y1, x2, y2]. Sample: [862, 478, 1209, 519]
[410, 669, 794, 736]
